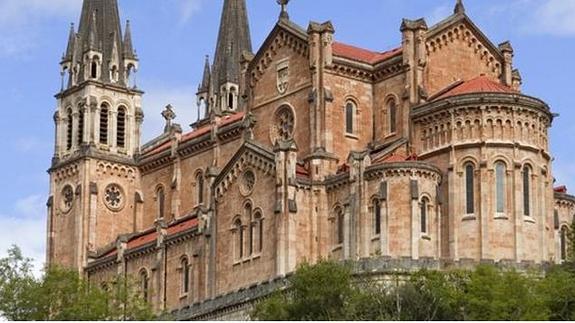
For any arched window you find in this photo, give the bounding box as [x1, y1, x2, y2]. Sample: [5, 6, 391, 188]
[336, 207, 344, 245]
[196, 172, 204, 205]
[116, 106, 126, 148]
[66, 108, 73, 150]
[99, 104, 109, 145]
[373, 199, 381, 236]
[234, 218, 243, 260]
[254, 211, 263, 254]
[388, 98, 397, 134]
[181, 257, 190, 295]
[228, 92, 234, 110]
[91, 61, 98, 79]
[345, 101, 355, 134]
[139, 269, 149, 302]
[77, 108, 84, 146]
[156, 187, 165, 219]
[421, 197, 429, 234]
[465, 163, 475, 214]
[245, 203, 253, 256]
[523, 165, 531, 216]
[495, 162, 506, 213]
[560, 226, 569, 261]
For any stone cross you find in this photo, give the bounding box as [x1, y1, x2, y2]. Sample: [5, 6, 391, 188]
[162, 104, 176, 133]
[277, 0, 290, 19]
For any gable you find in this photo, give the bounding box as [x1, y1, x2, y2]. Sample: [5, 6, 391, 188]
[247, 19, 310, 104]
[425, 14, 505, 95]
[213, 141, 276, 200]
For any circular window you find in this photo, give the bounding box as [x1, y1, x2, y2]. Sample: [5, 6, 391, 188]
[271, 106, 295, 144]
[240, 170, 256, 196]
[60, 185, 74, 213]
[104, 184, 125, 211]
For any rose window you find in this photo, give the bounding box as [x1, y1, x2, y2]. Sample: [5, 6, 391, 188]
[104, 184, 124, 211]
[61, 185, 74, 213]
[240, 170, 256, 196]
[275, 106, 295, 141]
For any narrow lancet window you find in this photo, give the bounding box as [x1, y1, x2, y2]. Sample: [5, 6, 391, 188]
[388, 99, 397, 134]
[495, 162, 506, 213]
[345, 102, 355, 134]
[117, 107, 126, 148]
[523, 166, 531, 216]
[99, 105, 109, 145]
[465, 163, 475, 214]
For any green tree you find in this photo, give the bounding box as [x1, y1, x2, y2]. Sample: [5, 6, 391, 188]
[0, 245, 154, 321]
[253, 260, 389, 320]
[540, 266, 575, 320]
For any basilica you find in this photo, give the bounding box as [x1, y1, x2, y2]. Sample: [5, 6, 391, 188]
[46, 0, 574, 319]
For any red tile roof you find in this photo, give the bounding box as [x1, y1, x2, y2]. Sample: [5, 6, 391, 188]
[98, 216, 199, 259]
[296, 164, 310, 178]
[435, 75, 516, 100]
[555, 186, 568, 194]
[142, 112, 245, 158]
[332, 42, 402, 65]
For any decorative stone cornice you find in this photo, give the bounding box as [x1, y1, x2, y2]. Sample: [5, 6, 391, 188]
[364, 161, 442, 184]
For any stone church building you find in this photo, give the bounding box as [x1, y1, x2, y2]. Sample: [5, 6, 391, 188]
[46, 0, 574, 319]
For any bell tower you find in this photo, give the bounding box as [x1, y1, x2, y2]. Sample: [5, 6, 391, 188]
[195, 0, 252, 121]
[47, 0, 143, 271]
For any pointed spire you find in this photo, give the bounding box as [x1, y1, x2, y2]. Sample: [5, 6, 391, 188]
[87, 11, 100, 51]
[62, 23, 76, 62]
[454, 0, 465, 15]
[198, 55, 211, 93]
[123, 20, 137, 59]
[73, 0, 133, 86]
[211, 0, 252, 89]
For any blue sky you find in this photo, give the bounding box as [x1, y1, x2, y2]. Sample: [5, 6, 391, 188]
[0, 0, 574, 273]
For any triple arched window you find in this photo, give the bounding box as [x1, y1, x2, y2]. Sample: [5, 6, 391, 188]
[232, 202, 265, 262]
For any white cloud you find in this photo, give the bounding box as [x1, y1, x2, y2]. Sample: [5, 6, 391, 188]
[0, 0, 79, 57]
[530, 0, 575, 36]
[0, 194, 47, 277]
[177, 0, 204, 25]
[426, 4, 451, 26]
[141, 84, 199, 142]
[0, 0, 79, 27]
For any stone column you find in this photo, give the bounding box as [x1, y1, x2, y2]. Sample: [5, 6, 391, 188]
[410, 179, 419, 260]
[71, 110, 79, 150]
[513, 162, 523, 261]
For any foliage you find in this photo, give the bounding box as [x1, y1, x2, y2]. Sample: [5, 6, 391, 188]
[0, 245, 154, 321]
[253, 260, 575, 321]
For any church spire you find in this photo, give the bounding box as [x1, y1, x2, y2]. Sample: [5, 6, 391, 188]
[454, 0, 465, 15]
[62, 23, 76, 63]
[123, 20, 137, 60]
[211, 0, 252, 91]
[198, 55, 211, 94]
[71, 0, 133, 86]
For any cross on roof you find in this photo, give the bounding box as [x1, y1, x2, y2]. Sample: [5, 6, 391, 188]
[277, 0, 290, 19]
[162, 104, 176, 132]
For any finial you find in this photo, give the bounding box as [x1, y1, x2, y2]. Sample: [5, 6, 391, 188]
[277, 0, 290, 20]
[162, 104, 176, 133]
[454, 0, 465, 15]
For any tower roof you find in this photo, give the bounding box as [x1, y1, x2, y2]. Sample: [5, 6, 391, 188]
[211, 0, 252, 90]
[198, 55, 211, 93]
[63, 0, 136, 87]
